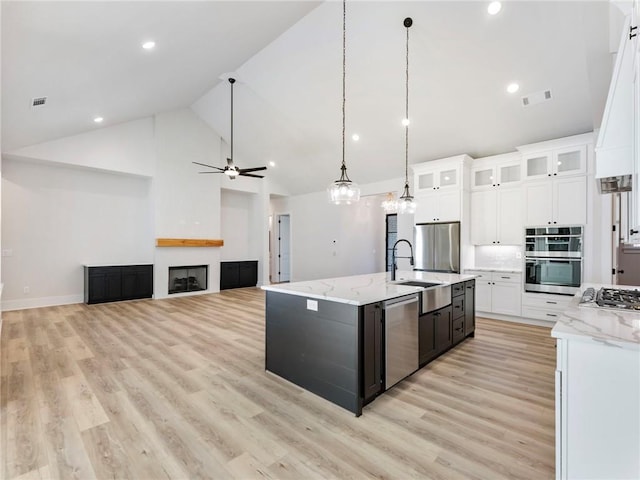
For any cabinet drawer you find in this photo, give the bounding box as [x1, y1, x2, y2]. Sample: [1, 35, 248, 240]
[522, 306, 563, 323]
[452, 296, 465, 319]
[522, 293, 571, 311]
[88, 266, 122, 276]
[452, 317, 464, 343]
[493, 273, 521, 284]
[452, 282, 465, 297]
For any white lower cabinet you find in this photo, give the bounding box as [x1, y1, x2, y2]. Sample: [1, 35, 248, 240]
[521, 292, 572, 323]
[554, 337, 640, 479]
[466, 270, 521, 316]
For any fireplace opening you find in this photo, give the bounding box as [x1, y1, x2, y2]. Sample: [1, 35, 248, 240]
[169, 265, 208, 294]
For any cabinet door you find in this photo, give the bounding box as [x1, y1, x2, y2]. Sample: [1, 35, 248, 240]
[434, 306, 453, 354]
[524, 152, 552, 180]
[498, 162, 521, 186]
[363, 303, 382, 401]
[419, 312, 437, 365]
[437, 190, 461, 222]
[414, 193, 440, 223]
[416, 172, 436, 192]
[525, 181, 553, 226]
[439, 168, 458, 189]
[553, 146, 586, 176]
[475, 279, 492, 312]
[220, 262, 240, 290]
[491, 281, 522, 316]
[472, 166, 496, 189]
[464, 281, 475, 336]
[497, 188, 523, 244]
[89, 268, 122, 304]
[239, 262, 258, 287]
[554, 176, 587, 225]
[471, 190, 497, 245]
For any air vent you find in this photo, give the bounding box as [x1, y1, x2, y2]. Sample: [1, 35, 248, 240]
[31, 96, 47, 107]
[521, 90, 552, 107]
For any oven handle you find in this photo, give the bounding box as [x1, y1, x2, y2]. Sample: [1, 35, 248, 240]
[525, 257, 583, 262]
[525, 235, 582, 238]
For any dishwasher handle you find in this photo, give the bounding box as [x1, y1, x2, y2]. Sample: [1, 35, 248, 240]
[384, 295, 419, 308]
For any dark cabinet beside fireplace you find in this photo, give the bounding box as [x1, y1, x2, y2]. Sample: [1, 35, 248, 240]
[220, 261, 258, 290]
[84, 264, 153, 304]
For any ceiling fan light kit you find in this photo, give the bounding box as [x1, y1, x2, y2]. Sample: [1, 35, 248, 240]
[328, 0, 361, 205]
[193, 78, 267, 180]
[396, 17, 417, 215]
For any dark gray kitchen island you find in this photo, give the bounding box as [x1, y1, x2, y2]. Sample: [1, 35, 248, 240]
[263, 271, 476, 416]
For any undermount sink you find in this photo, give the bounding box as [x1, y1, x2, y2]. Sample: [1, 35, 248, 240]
[395, 280, 441, 288]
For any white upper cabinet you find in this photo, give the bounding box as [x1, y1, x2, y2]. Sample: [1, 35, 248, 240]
[415, 165, 460, 193]
[524, 176, 587, 226]
[471, 152, 521, 190]
[415, 190, 461, 223]
[522, 145, 587, 180]
[470, 187, 523, 245]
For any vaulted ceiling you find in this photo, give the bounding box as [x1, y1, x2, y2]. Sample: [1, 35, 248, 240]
[2, 1, 620, 195]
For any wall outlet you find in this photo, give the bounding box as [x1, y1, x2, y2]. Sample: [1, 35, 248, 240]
[306, 299, 318, 311]
[23, 286, 30, 294]
[515, 251, 522, 259]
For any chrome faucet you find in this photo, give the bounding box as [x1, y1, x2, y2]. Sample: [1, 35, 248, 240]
[391, 239, 414, 281]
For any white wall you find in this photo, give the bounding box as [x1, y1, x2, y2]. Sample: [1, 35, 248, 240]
[5, 118, 155, 177]
[220, 188, 260, 261]
[1, 158, 153, 310]
[152, 109, 223, 298]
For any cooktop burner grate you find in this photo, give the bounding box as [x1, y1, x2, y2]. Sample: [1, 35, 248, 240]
[596, 288, 640, 310]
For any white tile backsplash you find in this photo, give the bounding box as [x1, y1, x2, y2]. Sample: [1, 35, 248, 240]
[474, 245, 523, 270]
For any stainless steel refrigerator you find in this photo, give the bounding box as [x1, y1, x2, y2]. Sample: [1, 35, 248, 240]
[414, 222, 460, 273]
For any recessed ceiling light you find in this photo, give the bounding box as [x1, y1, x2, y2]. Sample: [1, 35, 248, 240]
[401, 118, 410, 127]
[93, 116, 104, 123]
[352, 134, 360, 141]
[488, 1, 502, 15]
[269, 161, 276, 167]
[506, 83, 520, 94]
[142, 41, 156, 50]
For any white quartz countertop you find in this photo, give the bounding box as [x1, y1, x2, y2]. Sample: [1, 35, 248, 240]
[262, 271, 476, 306]
[83, 263, 153, 267]
[551, 284, 640, 350]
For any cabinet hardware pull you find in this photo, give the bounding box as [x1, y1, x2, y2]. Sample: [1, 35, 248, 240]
[631, 25, 637, 39]
[546, 301, 557, 304]
[630, 229, 639, 236]
[500, 276, 510, 279]
[546, 313, 558, 317]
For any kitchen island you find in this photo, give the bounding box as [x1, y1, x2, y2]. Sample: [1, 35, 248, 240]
[263, 270, 476, 416]
[551, 284, 640, 480]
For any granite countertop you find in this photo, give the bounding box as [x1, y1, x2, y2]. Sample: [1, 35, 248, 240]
[551, 283, 640, 350]
[466, 267, 522, 273]
[262, 270, 476, 306]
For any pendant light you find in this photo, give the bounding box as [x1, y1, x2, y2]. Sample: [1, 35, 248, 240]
[381, 192, 397, 213]
[328, 0, 360, 205]
[397, 17, 417, 215]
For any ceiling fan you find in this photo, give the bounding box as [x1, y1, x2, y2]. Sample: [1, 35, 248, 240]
[194, 78, 267, 179]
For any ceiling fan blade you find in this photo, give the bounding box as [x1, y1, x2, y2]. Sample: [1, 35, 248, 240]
[193, 161, 224, 171]
[198, 171, 225, 174]
[239, 173, 264, 178]
[238, 166, 267, 173]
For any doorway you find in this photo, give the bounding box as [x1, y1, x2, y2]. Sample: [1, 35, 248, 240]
[385, 214, 398, 271]
[276, 214, 291, 282]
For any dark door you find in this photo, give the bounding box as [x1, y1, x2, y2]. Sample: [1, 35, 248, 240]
[464, 280, 476, 336]
[362, 303, 382, 402]
[434, 306, 452, 354]
[121, 266, 153, 300]
[239, 262, 258, 287]
[220, 263, 240, 290]
[89, 267, 122, 303]
[419, 312, 437, 365]
[385, 214, 398, 271]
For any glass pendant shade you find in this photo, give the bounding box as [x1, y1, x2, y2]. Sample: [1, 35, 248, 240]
[381, 192, 397, 213]
[397, 183, 416, 214]
[328, 173, 360, 205]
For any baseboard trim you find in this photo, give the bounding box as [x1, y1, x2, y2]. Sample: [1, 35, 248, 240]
[2, 294, 85, 312]
[477, 311, 555, 328]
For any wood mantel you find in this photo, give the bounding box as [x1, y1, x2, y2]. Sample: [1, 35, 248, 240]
[156, 238, 224, 247]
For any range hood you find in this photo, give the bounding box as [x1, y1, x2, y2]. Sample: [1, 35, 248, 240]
[598, 175, 632, 194]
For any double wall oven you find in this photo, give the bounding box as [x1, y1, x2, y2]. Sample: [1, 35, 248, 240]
[525, 226, 583, 295]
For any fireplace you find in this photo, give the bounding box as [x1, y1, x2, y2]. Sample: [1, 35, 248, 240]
[168, 265, 208, 294]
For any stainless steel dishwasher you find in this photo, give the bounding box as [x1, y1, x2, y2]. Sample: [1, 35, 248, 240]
[384, 294, 419, 389]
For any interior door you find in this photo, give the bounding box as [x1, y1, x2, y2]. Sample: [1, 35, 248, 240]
[277, 214, 291, 282]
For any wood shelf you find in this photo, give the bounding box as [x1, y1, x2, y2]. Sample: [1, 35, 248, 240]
[156, 238, 224, 247]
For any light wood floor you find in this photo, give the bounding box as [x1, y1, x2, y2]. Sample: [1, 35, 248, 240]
[1, 288, 556, 479]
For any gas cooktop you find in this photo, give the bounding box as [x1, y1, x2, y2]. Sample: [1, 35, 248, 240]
[580, 287, 640, 311]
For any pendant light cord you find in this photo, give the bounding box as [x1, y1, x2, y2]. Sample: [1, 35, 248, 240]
[404, 20, 410, 187]
[341, 0, 346, 173]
